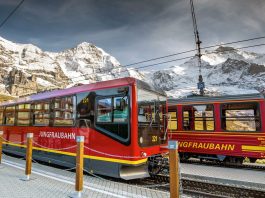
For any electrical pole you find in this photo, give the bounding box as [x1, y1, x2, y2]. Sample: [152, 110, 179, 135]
[190, 0, 205, 95]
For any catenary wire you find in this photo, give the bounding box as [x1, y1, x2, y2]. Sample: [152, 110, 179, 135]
[0, 0, 25, 29]
[122, 36, 265, 68]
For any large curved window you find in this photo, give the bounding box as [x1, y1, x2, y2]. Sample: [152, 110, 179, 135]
[96, 95, 129, 140]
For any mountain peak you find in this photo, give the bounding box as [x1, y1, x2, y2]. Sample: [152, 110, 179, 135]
[215, 46, 236, 53]
[77, 41, 92, 48]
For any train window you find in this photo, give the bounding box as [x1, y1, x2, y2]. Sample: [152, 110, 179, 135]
[4, 106, 15, 125]
[96, 95, 129, 140]
[113, 97, 128, 122]
[17, 104, 31, 126]
[33, 101, 50, 126]
[97, 98, 112, 122]
[0, 106, 3, 125]
[168, 111, 177, 130]
[54, 96, 74, 126]
[183, 104, 214, 131]
[221, 102, 261, 132]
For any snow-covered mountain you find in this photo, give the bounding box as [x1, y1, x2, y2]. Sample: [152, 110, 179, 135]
[0, 36, 264, 99]
[0, 36, 143, 96]
[148, 46, 265, 98]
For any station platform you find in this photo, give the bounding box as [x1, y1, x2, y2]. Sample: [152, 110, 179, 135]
[0, 155, 170, 198]
[180, 162, 265, 191]
[1, 154, 264, 198]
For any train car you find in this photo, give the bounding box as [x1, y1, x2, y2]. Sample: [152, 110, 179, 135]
[0, 77, 168, 180]
[168, 94, 265, 164]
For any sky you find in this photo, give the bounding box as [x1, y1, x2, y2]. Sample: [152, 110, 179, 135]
[0, 0, 265, 68]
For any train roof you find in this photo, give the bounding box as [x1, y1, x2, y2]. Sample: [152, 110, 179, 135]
[0, 77, 166, 106]
[168, 93, 264, 105]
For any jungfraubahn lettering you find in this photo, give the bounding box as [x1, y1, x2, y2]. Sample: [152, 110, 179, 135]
[179, 141, 235, 151]
[39, 131, 75, 140]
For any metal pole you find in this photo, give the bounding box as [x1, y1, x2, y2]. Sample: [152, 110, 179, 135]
[25, 133, 33, 181]
[0, 131, 3, 164]
[169, 140, 179, 198]
[71, 136, 84, 198]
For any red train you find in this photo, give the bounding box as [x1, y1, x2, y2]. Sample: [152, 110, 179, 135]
[168, 94, 265, 164]
[0, 77, 168, 179]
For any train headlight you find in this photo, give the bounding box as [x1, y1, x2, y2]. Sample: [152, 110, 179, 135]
[140, 137, 143, 144]
[141, 152, 147, 157]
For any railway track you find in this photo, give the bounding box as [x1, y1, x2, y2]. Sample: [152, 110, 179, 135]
[148, 174, 265, 197]
[182, 179, 265, 198]
[128, 174, 265, 198]
[182, 158, 265, 171]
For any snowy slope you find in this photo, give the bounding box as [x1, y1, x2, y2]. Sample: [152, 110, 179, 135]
[148, 46, 265, 98]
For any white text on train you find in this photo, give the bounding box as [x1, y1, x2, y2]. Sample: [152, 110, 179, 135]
[39, 131, 75, 140]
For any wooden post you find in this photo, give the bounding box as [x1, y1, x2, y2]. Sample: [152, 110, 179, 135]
[0, 131, 3, 164]
[71, 136, 84, 198]
[169, 140, 179, 198]
[25, 133, 33, 181]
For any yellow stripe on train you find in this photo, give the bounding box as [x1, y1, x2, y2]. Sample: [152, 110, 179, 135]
[3, 142, 147, 165]
[242, 145, 265, 152]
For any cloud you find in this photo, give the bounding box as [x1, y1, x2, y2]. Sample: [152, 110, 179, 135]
[0, 0, 264, 69]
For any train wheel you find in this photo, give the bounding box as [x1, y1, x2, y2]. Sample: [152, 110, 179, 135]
[235, 157, 244, 165]
[249, 158, 257, 163]
[148, 156, 162, 175]
[224, 157, 243, 165]
[180, 153, 190, 161]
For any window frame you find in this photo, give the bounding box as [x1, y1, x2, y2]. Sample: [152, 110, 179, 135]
[32, 100, 51, 126]
[182, 104, 215, 132]
[3, 106, 16, 126]
[53, 95, 75, 127]
[17, 103, 31, 126]
[168, 110, 178, 131]
[220, 102, 261, 132]
[0, 106, 4, 125]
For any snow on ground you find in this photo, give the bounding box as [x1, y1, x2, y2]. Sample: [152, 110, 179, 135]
[36, 78, 54, 87]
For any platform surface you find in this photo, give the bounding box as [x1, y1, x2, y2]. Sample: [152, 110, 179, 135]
[0, 155, 170, 198]
[1, 154, 264, 197]
[180, 162, 265, 191]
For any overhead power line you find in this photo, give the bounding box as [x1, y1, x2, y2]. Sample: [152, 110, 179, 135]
[122, 36, 265, 67]
[0, 0, 25, 29]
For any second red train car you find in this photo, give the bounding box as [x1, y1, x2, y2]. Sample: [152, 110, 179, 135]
[168, 94, 265, 164]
